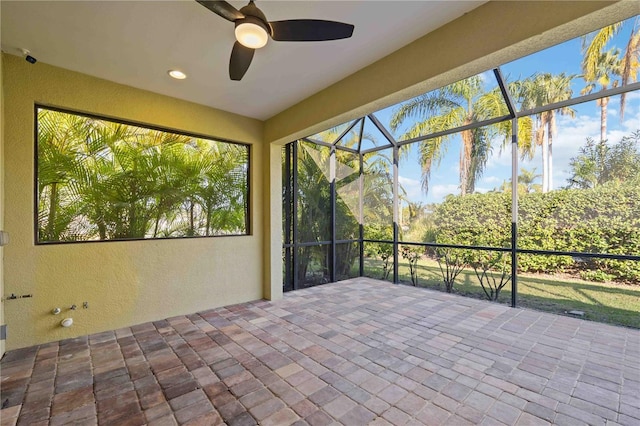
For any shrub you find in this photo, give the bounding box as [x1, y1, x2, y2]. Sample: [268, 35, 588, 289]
[428, 247, 467, 293]
[400, 245, 422, 286]
[467, 251, 511, 301]
[364, 224, 393, 280]
[430, 183, 639, 284]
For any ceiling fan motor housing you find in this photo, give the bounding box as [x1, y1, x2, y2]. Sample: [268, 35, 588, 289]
[236, 1, 272, 43]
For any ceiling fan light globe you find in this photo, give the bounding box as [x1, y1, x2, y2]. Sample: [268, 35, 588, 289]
[235, 22, 268, 49]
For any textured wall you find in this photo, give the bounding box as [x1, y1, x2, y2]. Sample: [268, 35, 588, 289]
[0, 29, 5, 356]
[2, 54, 265, 349]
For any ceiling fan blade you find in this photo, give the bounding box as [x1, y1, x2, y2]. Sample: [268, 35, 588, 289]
[196, 0, 244, 22]
[229, 41, 255, 81]
[270, 20, 354, 42]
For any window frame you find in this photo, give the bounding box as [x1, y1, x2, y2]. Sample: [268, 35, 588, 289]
[34, 104, 252, 245]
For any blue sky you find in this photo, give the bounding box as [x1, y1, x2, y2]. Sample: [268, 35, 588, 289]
[367, 15, 640, 206]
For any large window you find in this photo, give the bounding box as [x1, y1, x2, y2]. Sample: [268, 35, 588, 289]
[283, 15, 640, 328]
[36, 107, 250, 243]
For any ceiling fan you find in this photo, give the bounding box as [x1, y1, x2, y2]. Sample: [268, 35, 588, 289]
[196, 0, 355, 81]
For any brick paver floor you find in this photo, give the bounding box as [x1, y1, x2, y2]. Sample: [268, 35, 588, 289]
[1, 278, 639, 425]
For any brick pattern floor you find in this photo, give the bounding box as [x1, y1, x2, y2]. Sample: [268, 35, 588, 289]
[1, 278, 639, 425]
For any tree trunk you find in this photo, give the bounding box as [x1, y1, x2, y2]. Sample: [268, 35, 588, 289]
[547, 114, 555, 192]
[600, 96, 608, 142]
[46, 182, 58, 239]
[98, 221, 106, 240]
[189, 200, 195, 236]
[541, 134, 549, 193]
[153, 215, 160, 238]
[205, 204, 211, 236]
[460, 129, 473, 194]
[93, 204, 107, 239]
[128, 179, 137, 238]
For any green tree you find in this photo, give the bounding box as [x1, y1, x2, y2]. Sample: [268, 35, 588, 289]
[517, 167, 542, 194]
[582, 19, 640, 121]
[518, 73, 576, 192]
[469, 251, 511, 301]
[581, 48, 623, 142]
[567, 131, 640, 189]
[37, 109, 248, 242]
[291, 132, 394, 284]
[74, 120, 141, 239]
[38, 109, 90, 240]
[491, 168, 541, 195]
[390, 75, 513, 195]
[196, 143, 248, 236]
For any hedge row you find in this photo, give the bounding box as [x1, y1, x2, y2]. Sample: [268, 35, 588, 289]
[429, 182, 640, 283]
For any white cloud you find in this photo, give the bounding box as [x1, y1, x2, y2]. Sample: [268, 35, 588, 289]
[486, 144, 513, 169]
[626, 91, 640, 101]
[429, 184, 459, 203]
[478, 70, 494, 86]
[520, 99, 640, 189]
[481, 175, 502, 184]
[398, 175, 423, 201]
[608, 91, 640, 111]
[479, 175, 508, 192]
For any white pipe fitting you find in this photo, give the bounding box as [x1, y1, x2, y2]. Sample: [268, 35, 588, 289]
[61, 318, 73, 327]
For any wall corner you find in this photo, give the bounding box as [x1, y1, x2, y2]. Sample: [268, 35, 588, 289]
[263, 142, 283, 302]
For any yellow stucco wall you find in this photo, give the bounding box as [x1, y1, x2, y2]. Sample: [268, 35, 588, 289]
[2, 53, 265, 350]
[0, 28, 5, 356]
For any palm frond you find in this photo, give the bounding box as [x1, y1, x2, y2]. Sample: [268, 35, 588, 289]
[417, 136, 446, 194]
[620, 26, 640, 118]
[399, 106, 464, 141]
[468, 128, 492, 193]
[581, 23, 621, 82]
[443, 75, 483, 101]
[390, 92, 462, 131]
[516, 116, 534, 160]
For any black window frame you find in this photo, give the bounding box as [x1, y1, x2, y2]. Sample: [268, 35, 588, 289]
[34, 104, 252, 245]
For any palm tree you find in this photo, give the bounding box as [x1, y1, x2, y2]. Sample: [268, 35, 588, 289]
[518, 73, 576, 192]
[285, 125, 397, 285]
[74, 120, 135, 239]
[567, 132, 640, 189]
[390, 75, 523, 196]
[38, 109, 249, 242]
[37, 109, 88, 240]
[491, 168, 541, 195]
[567, 137, 608, 189]
[517, 167, 542, 194]
[581, 48, 623, 142]
[582, 19, 640, 121]
[194, 141, 249, 235]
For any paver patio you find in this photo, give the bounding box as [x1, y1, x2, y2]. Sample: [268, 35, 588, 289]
[1, 278, 639, 425]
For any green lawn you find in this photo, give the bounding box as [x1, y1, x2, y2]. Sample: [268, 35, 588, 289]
[362, 257, 640, 329]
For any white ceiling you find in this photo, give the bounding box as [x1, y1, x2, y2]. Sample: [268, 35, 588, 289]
[1, 1, 484, 120]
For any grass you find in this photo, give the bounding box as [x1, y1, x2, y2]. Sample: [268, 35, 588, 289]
[362, 257, 640, 329]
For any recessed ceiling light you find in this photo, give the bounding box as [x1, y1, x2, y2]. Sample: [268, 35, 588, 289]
[168, 70, 187, 80]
